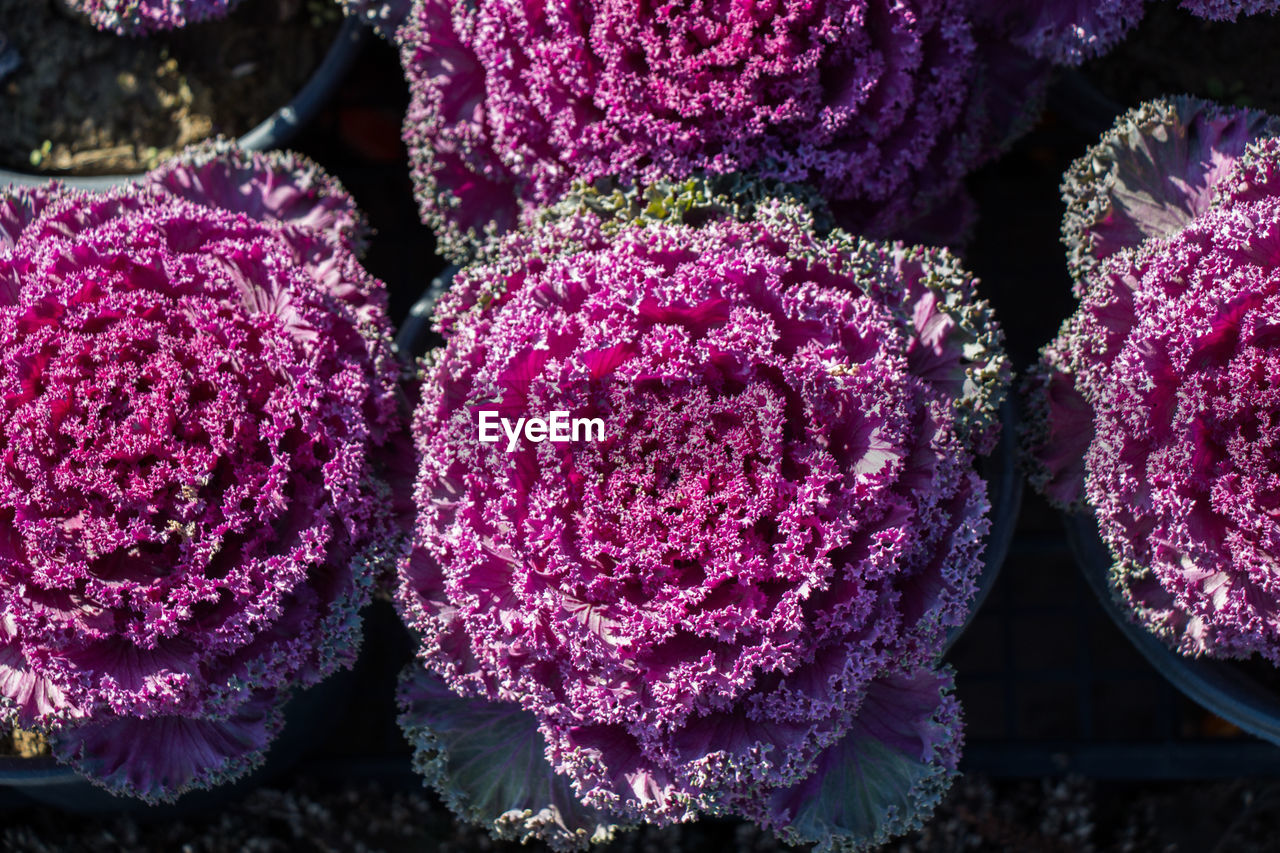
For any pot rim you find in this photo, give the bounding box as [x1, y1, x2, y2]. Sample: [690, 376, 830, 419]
[0, 755, 79, 786]
[945, 398, 1021, 652]
[1065, 510, 1280, 749]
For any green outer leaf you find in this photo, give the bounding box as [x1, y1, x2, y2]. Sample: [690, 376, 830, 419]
[523, 173, 834, 248]
[1060, 95, 1280, 292]
[397, 665, 629, 851]
[746, 665, 962, 853]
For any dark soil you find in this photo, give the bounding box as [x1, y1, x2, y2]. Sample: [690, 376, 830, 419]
[1083, 4, 1280, 115]
[0, 0, 338, 175]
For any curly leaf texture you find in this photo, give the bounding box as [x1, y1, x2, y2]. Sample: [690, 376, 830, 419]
[0, 140, 404, 801]
[396, 0, 1049, 261]
[398, 178, 1008, 849]
[1025, 98, 1280, 663]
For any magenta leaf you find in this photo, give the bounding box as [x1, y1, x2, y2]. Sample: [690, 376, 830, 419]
[49, 689, 282, 804]
[0, 184, 70, 251]
[145, 139, 370, 254]
[1029, 101, 1280, 663]
[975, 0, 1144, 65]
[398, 0, 1046, 260]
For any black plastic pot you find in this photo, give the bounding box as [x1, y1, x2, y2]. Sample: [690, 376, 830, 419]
[1064, 511, 1280, 748]
[394, 264, 458, 362]
[0, 667, 354, 817]
[0, 15, 366, 190]
[945, 399, 1022, 651]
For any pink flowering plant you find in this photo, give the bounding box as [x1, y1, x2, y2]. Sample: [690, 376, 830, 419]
[0, 141, 404, 801]
[397, 178, 1010, 850]
[396, 0, 1047, 262]
[1024, 96, 1280, 661]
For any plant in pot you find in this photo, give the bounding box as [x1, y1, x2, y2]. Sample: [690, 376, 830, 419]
[1022, 95, 1280, 744]
[392, 0, 1052, 262]
[393, 176, 1013, 850]
[0, 0, 365, 185]
[0, 140, 407, 807]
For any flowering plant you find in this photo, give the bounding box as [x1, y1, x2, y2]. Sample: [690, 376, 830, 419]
[0, 141, 403, 800]
[397, 178, 1009, 850]
[1025, 96, 1280, 661]
[397, 0, 1046, 262]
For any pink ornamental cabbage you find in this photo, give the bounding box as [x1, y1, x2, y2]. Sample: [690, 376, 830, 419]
[0, 141, 403, 800]
[398, 180, 1009, 850]
[978, 0, 1280, 65]
[65, 0, 245, 34]
[397, 0, 1048, 262]
[1025, 97, 1280, 661]
[1026, 96, 1280, 506]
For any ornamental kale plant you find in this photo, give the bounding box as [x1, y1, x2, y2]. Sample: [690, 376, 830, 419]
[65, 0, 245, 34]
[0, 141, 403, 800]
[1025, 96, 1280, 661]
[397, 178, 1010, 850]
[980, 0, 1280, 65]
[398, 0, 1047, 262]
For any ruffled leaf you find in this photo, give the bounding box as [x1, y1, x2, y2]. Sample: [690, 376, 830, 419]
[742, 666, 962, 853]
[0, 638, 79, 724]
[1019, 359, 1095, 510]
[975, 0, 1143, 65]
[398, 0, 1046, 261]
[1032, 111, 1280, 664]
[975, 0, 1279, 66]
[1061, 95, 1280, 292]
[1178, 0, 1280, 20]
[145, 139, 369, 254]
[397, 666, 628, 851]
[0, 184, 69, 252]
[1213, 136, 1280, 209]
[894, 244, 1010, 455]
[0, 143, 399, 801]
[48, 689, 283, 804]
